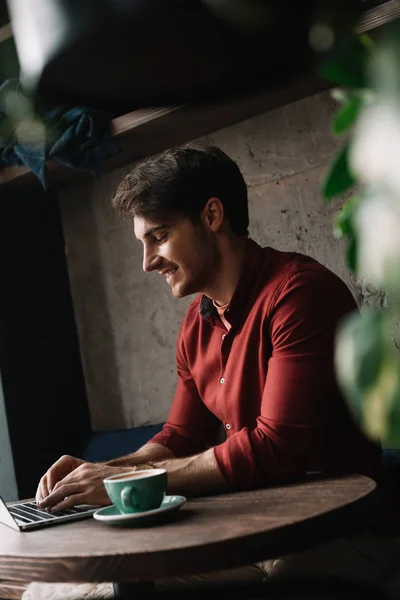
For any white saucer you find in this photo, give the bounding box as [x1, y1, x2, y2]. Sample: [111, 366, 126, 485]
[93, 495, 186, 526]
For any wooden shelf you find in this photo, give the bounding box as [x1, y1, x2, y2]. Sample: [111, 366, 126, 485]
[1, 0, 398, 191]
[0, 72, 332, 191]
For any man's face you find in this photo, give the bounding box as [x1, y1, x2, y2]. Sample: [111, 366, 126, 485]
[134, 215, 219, 298]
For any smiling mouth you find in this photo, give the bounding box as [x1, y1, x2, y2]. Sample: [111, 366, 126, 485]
[164, 268, 178, 284]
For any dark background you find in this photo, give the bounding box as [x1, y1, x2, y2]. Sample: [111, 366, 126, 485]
[1, 0, 91, 499]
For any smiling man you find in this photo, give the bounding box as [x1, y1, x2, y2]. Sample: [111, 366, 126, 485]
[36, 144, 398, 587]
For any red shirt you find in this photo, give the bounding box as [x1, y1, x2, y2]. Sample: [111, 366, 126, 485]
[149, 239, 383, 490]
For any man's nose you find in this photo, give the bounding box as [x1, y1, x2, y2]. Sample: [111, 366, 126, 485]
[143, 248, 161, 272]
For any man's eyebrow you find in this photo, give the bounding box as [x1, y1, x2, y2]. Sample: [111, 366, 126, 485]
[144, 224, 170, 237]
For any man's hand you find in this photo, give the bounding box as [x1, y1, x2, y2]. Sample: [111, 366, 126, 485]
[36, 455, 86, 505]
[37, 458, 135, 512]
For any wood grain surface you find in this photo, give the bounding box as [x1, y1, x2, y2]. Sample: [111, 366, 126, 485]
[0, 475, 377, 585]
[0, 579, 26, 600]
[356, 0, 400, 34]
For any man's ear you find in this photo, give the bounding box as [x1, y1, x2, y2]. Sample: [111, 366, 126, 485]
[201, 197, 224, 233]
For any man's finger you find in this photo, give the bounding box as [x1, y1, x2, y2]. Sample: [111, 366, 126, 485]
[51, 470, 81, 493]
[52, 481, 61, 493]
[42, 475, 50, 497]
[50, 493, 88, 513]
[47, 467, 65, 493]
[46, 455, 80, 491]
[35, 481, 43, 504]
[39, 483, 80, 510]
[47, 474, 62, 493]
[36, 476, 49, 504]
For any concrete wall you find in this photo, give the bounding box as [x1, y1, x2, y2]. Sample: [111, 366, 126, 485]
[59, 90, 366, 431]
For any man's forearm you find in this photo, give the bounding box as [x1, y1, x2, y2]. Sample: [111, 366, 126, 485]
[156, 447, 230, 496]
[106, 443, 230, 497]
[105, 442, 176, 467]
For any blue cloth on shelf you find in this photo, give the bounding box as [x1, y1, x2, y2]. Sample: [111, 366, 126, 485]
[0, 79, 120, 188]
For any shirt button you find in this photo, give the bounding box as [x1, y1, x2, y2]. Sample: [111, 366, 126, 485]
[225, 423, 231, 430]
[219, 377, 225, 384]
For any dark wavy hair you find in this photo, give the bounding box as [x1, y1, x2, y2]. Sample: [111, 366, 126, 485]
[112, 144, 249, 237]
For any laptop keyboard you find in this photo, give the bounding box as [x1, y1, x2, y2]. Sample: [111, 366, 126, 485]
[8, 502, 89, 525]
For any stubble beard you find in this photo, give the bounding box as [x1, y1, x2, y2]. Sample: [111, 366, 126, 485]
[173, 232, 221, 299]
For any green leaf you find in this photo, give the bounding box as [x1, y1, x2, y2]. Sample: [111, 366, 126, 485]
[332, 94, 364, 135]
[385, 384, 400, 446]
[334, 193, 361, 238]
[318, 35, 368, 88]
[334, 193, 362, 273]
[346, 235, 358, 273]
[334, 310, 391, 441]
[335, 309, 400, 443]
[322, 141, 356, 201]
[353, 311, 385, 394]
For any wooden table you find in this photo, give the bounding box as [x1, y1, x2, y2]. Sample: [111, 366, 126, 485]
[0, 474, 378, 598]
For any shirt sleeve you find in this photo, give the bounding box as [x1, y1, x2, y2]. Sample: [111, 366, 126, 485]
[213, 268, 358, 489]
[146, 317, 222, 457]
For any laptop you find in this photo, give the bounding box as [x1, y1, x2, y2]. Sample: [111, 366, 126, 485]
[0, 496, 98, 531]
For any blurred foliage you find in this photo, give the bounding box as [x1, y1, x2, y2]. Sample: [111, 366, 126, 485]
[336, 309, 400, 444]
[334, 193, 361, 272]
[318, 18, 400, 446]
[331, 92, 364, 135]
[322, 140, 356, 200]
[318, 34, 370, 88]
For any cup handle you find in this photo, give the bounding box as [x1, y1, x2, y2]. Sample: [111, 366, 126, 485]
[121, 486, 138, 510]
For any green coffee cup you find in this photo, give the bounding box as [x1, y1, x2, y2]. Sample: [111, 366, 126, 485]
[103, 468, 167, 514]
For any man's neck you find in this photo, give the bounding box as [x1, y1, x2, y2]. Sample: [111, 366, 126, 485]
[204, 237, 247, 307]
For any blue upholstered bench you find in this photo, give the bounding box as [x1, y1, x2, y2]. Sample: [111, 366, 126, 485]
[82, 426, 400, 502]
[82, 423, 164, 462]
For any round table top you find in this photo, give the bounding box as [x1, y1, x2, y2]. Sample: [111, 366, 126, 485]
[0, 474, 377, 584]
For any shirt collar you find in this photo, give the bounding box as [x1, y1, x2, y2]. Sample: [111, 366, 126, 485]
[199, 238, 265, 327]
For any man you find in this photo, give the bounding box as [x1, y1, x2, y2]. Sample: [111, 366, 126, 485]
[36, 145, 396, 586]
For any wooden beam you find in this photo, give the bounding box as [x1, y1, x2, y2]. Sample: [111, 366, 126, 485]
[110, 106, 185, 137]
[0, 579, 26, 600]
[356, 0, 400, 34]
